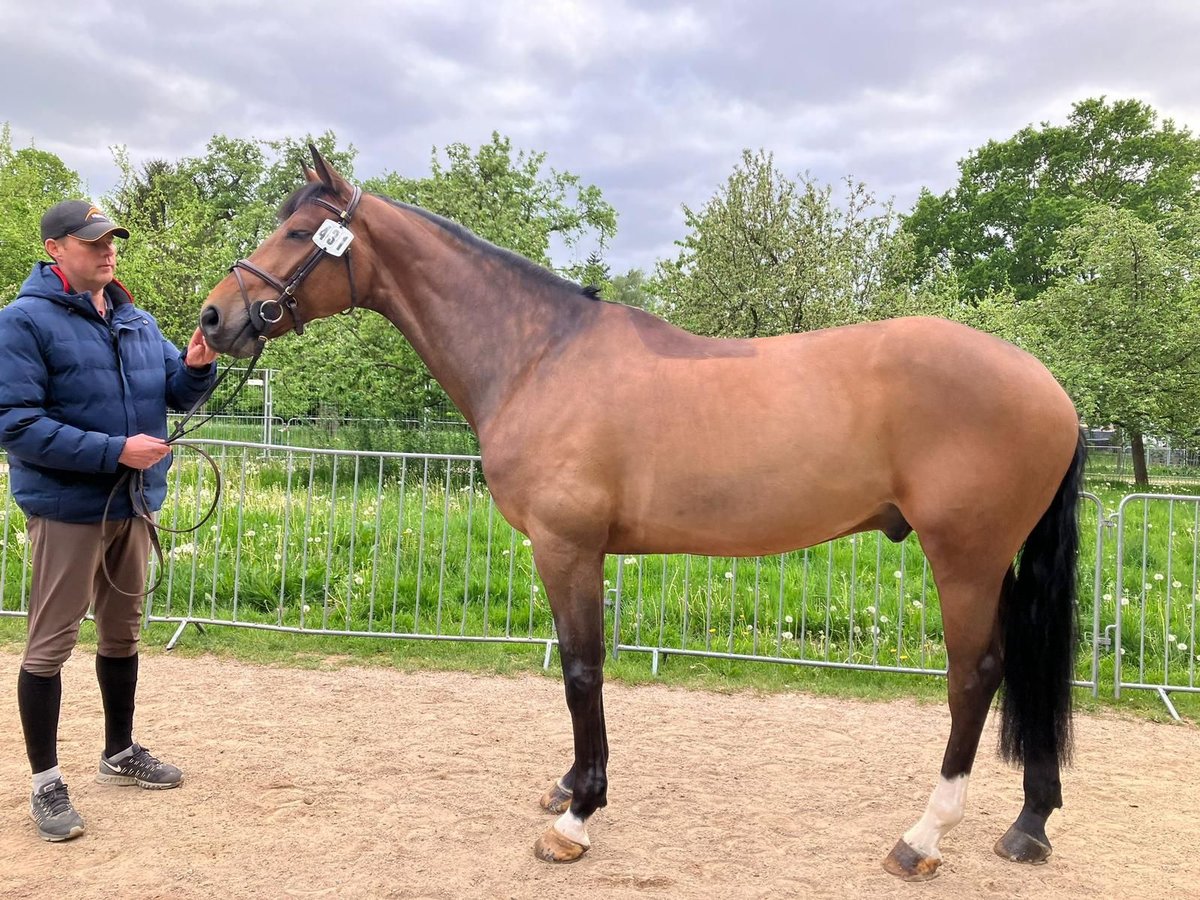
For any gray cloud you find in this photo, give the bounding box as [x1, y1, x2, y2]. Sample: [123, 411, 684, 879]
[2, 0, 1197, 274]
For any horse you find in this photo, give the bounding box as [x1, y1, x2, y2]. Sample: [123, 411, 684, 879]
[198, 147, 1084, 881]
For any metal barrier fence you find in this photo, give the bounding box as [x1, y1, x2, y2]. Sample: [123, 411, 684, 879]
[0, 444, 1191, 716]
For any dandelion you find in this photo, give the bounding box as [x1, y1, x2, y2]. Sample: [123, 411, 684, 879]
[532, 585, 539, 593]
[880, 615, 890, 624]
[865, 605, 876, 615]
[273, 553, 281, 562]
[603, 579, 611, 587]
[1119, 648, 1126, 655]
[522, 538, 532, 547]
[1102, 593, 1112, 602]
[1154, 573, 1164, 582]
[623, 556, 638, 566]
[893, 570, 902, 579]
[782, 631, 793, 640]
[403, 528, 413, 535]
[724, 571, 734, 580]
[1121, 597, 1130, 606]
[1177, 642, 1188, 652]
[708, 628, 717, 634]
[911, 600, 923, 609]
[1172, 580, 1183, 589]
[245, 530, 256, 538]
[784, 614, 793, 624]
[1168, 633, 1177, 643]
[302, 604, 311, 613]
[353, 574, 364, 586]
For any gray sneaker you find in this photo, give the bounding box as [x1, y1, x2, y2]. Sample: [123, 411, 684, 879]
[96, 744, 183, 790]
[30, 778, 86, 842]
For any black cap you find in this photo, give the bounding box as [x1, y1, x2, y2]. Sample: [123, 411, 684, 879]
[40, 200, 130, 242]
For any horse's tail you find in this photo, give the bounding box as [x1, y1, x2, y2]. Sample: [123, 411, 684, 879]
[999, 431, 1086, 768]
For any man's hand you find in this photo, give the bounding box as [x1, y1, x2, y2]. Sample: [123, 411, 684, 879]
[185, 327, 218, 368]
[119, 434, 172, 469]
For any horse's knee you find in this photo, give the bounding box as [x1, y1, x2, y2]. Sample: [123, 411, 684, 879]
[562, 660, 603, 705]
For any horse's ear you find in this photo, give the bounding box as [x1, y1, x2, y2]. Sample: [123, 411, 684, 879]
[310, 144, 337, 189]
[302, 165, 319, 184]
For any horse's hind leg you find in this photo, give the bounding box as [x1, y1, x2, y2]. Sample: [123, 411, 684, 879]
[883, 567, 1009, 881]
[527, 537, 608, 862]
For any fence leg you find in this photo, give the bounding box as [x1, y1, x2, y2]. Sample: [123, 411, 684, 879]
[1156, 687, 1182, 722]
[165, 619, 205, 651]
[542, 639, 556, 670]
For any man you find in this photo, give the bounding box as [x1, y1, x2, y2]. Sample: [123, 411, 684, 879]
[0, 200, 218, 841]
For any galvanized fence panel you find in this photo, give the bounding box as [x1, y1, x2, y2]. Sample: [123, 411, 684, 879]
[0, 445, 1156, 707]
[1112, 494, 1200, 717]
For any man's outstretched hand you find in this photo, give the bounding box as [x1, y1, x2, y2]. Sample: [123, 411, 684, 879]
[185, 327, 218, 368]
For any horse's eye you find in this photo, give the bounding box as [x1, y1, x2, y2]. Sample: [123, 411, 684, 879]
[286, 229, 310, 240]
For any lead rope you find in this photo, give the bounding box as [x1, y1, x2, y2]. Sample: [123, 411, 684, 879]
[101, 337, 267, 597]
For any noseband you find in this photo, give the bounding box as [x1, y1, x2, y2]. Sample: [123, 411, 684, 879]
[230, 183, 363, 336]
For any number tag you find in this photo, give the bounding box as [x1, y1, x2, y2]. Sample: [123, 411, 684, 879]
[313, 219, 354, 257]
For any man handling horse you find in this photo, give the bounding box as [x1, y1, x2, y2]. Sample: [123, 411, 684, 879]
[0, 200, 218, 841]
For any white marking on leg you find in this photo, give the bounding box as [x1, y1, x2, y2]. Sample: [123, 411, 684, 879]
[903, 774, 969, 859]
[554, 810, 591, 848]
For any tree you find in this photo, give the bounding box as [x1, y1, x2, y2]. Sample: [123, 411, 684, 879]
[364, 132, 617, 272]
[650, 149, 915, 337]
[979, 203, 1200, 485]
[905, 97, 1200, 303]
[0, 125, 83, 298]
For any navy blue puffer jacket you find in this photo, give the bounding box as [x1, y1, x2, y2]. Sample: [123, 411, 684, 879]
[0, 263, 216, 523]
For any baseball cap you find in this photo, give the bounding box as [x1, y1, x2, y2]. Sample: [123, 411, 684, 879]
[40, 200, 130, 242]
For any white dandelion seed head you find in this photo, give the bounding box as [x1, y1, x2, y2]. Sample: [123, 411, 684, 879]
[522, 538, 532, 547]
[1102, 593, 1113, 602]
[784, 615, 793, 624]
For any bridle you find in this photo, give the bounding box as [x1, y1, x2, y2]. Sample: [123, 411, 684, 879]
[230, 183, 363, 337]
[102, 181, 365, 597]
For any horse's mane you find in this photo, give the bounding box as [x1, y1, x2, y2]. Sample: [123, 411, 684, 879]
[277, 183, 597, 299]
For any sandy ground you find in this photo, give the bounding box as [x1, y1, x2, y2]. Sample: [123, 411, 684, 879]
[0, 648, 1197, 900]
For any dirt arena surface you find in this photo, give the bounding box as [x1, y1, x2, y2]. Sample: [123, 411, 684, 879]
[0, 648, 1196, 899]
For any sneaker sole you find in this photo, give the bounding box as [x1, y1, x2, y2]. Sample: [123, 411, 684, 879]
[33, 820, 85, 842]
[95, 772, 183, 790]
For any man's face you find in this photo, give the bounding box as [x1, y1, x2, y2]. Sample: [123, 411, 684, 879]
[44, 233, 118, 296]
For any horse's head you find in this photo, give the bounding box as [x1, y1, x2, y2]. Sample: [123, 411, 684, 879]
[199, 147, 366, 358]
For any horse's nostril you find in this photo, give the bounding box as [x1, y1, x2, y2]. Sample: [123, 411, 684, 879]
[200, 305, 221, 333]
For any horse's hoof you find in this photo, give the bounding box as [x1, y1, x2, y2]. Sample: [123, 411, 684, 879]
[882, 838, 941, 881]
[533, 826, 588, 863]
[539, 780, 573, 814]
[994, 825, 1052, 864]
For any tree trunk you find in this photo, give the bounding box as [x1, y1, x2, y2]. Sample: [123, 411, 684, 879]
[1130, 430, 1149, 487]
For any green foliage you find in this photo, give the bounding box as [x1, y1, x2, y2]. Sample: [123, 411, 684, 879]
[650, 149, 922, 337]
[364, 132, 617, 271]
[904, 97, 1200, 303]
[0, 125, 83, 299]
[978, 204, 1200, 446]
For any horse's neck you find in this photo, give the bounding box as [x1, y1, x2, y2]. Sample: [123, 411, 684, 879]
[365, 208, 588, 433]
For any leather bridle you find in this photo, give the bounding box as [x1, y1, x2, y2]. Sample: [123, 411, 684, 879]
[230, 183, 363, 337]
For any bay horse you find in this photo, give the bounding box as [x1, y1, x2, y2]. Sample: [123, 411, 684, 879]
[199, 148, 1083, 881]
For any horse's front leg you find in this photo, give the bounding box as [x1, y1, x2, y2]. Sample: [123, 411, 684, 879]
[529, 537, 607, 862]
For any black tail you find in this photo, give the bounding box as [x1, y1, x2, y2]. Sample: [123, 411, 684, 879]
[999, 432, 1086, 768]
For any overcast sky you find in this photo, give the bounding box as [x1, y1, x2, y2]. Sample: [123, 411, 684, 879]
[2, 0, 1197, 274]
